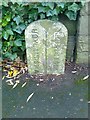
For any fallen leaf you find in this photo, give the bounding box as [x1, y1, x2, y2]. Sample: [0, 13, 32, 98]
[2, 76, 5, 80]
[8, 70, 13, 77]
[13, 69, 19, 76]
[25, 66, 28, 71]
[72, 71, 77, 74]
[83, 75, 89, 80]
[6, 70, 20, 78]
[26, 92, 34, 102]
[12, 83, 18, 89]
[6, 79, 14, 85]
[16, 80, 20, 83]
[21, 68, 25, 74]
[22, 82, 27, 88]
[0, 62, 2, 67]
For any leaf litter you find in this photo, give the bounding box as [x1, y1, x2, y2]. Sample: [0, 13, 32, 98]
[2, 58, 28, 85]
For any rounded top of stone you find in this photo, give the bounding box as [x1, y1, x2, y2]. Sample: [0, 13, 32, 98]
[25, 19, 68, 33]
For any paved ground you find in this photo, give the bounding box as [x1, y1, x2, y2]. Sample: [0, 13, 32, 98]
[2, 62, 89, 118]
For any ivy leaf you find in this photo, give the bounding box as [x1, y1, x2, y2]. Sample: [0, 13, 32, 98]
[21, 43, 25, 51]
[9, 41, 14, 46]
[13, 26, 22, 34]
[4, 52, 11, 58]
[0, 18, 2, 23]
[38, 7, 45, 13]
[2, 0, 8, 7]
[40, 13, 45, 19]
[13, 24, 25, 34]
[10, 53, 17, 60]
[14, 39, 22, 46]
[51, 16, 59, 21]
[13, 15, 21, 25]
[6, 29, 13, 35]
[42, 2, 54, 9]
[65, 11, 77, 20]
[19, 24, 26, 31]
[41, 2, 47, 6]
[46, 10, 53, 17]
[0, 41, 2, 50]
[56, 2, 65, 8]
[2, 20, 8, 27]
[2, 31, 9, 40]
[68, 3, 80, 12]
[5, 14, 11, 22]
[48, 3, 54, 9]
[55, 6, 61, 14]
[34, 14, 38, 21]
[4, 52, 17, 60]
[52, 9, 58, 15]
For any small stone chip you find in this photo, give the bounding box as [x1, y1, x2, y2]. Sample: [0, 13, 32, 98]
[80, 99, 83, 102]
[21, 106, 24, 109]
[33, 107, 36, 110]
[36, 83, 39, 86]
[69, 93, 72, 96]
[51, 97, 54, 99]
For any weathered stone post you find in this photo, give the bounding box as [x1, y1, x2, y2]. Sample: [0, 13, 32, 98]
[25, 20, 68, 75]
[76, 3, 89, 65]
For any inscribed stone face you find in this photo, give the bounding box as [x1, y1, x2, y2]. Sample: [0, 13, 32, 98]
[25, 20, 68, 75]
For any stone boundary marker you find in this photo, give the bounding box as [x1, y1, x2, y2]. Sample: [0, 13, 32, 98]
[25, 20, 68, 75]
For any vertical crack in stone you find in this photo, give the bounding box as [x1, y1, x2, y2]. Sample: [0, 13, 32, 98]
[45, 31, 47, 75]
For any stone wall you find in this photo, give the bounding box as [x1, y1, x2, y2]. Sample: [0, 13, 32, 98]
[0, 7, 2, 63]
[76, 2, 89, 65]
[59, 14, 77, 62]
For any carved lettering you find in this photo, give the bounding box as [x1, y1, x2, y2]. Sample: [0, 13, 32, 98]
[31, 29, 38, 40]
[54, 32, 61, 40]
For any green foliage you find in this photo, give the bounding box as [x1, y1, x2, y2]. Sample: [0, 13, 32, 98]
[2, 2, 84, 60]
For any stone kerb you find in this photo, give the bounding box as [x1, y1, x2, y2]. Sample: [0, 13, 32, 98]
[25, 19, 68, 75]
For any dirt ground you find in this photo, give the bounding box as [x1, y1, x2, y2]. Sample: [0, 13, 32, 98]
[2, 61, 89, 89]
[4, 61, 88, 88]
